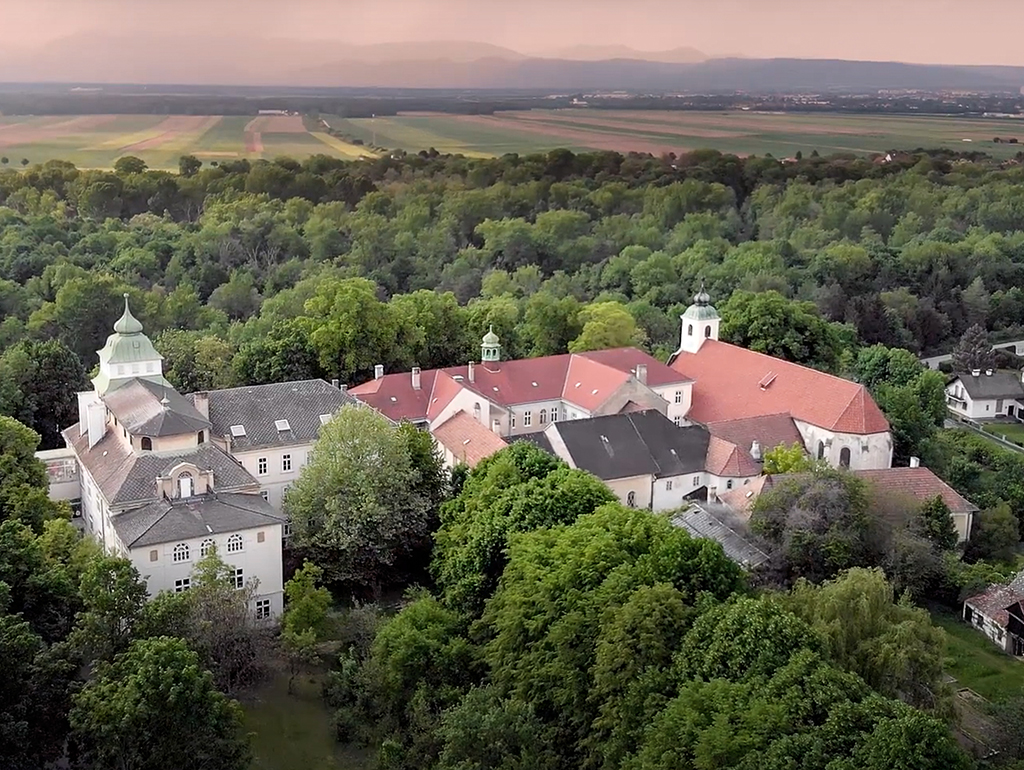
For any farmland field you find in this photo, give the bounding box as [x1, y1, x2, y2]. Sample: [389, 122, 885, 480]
[0, 110, 1023, 169]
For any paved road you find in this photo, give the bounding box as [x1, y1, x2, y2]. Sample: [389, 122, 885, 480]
[921, 339, 1024, 370]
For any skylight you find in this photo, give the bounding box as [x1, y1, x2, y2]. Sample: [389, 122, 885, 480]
[591, 389, 599, 395]
[319, 414, 332, 425]
[531, 381, 538, 387]
[229, 424, 246, 437]
[275, 419, 291, 432]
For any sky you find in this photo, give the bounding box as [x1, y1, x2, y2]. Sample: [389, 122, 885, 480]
[3, 0, 1023, 66]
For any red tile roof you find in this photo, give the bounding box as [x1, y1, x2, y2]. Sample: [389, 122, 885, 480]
[707, 413, 805, 456]
[965, 584, 1024, 627]
[671, 340, 889, 435]
[431, 411, 507, 468]
[705, 435, 762, 478]
[718, 476, 770, 517]
[351, 347, 692, 423]
[561, 355, 630, 411]
[853, 467, 978, 514]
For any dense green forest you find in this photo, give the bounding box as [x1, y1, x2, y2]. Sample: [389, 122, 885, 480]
[5, 146, 1024, 767]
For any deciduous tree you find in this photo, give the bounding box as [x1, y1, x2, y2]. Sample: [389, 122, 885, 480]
[69, 636, 251, 770]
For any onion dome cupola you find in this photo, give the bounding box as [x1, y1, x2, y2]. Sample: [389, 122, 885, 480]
[481, 326, 502, 363]
[678, 282, 720, 354]
[92, 294, 171, 396]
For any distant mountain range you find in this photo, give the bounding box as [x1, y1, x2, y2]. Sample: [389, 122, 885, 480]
[1, 34, 1023, 93]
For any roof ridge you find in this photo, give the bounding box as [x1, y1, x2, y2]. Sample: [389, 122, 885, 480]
[196, 378, 327, 396]
[626, 412, 663, 476]
[124, 502, 172, 547]
[832, 386, 869, 432]
[215, 492, 287, 521]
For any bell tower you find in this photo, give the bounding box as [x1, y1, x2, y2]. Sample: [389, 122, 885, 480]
[481, 326, 502, 364]
[677, 284, 720, 355]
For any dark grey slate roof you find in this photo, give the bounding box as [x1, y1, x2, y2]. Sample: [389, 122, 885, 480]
[954, 371, 1024, 401]
[513, 431, 555, 455]
[112, 492, 285, 548]
[66, 424, 258, 507]
[196, 379, 358, 451]
[103, 379, 211, 437]
[552, 410, 709, 481]
[672, 503, 769, 568]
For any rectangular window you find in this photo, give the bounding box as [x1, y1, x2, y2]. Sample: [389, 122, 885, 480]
[174, 578, 191, 593]
[232, 568, 244, 590]
[693, 476, 700, 487]
[524, 411, 532, 427]
[282, 454, 292, 472]
[283, 522, 293, 539]
[666, 480, 673, 491]
[255, 599, 271, 620]
[511, 414, 516, 429]
[257, 531, 265, 544]
[673, 416, 682, 427]
[260, 490, 269, 502]
[149, 549, 158, 562]
[674, 390, 682, 404]
[257, 457, 268, 475]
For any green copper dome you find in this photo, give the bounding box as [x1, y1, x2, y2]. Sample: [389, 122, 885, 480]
[113, 294, 144, 335]
[482, 326, 500, 345]
[682, 283, 720, 322]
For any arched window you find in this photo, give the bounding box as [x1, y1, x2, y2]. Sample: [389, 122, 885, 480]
[177, 472, 194, 499]
[687, 324, 694, 337]
[473, 403, 481, 422]
[817, 441, 825, 460]
[704, 325, 712, 338]
[172, 543, 190, 563]
[839, 447, 851, 468]
[539, 408, 547, 425]
[226, 533, 244, 554]
[200, 539, 216, 557]
[141, 436, 152, 451]
[626, 491, 636, 508]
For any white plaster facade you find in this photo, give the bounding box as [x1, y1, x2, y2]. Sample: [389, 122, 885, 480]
[795, 420, 893, 472]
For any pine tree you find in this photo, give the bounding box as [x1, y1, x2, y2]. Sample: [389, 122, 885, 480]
[950, 324, 995, 373]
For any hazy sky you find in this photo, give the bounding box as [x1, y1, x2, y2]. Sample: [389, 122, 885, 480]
[5, 0, 1024, 66]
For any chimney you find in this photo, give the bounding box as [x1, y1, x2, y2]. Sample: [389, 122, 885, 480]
[635, 363, 648, 385]
[374, 364, 384, 380]
[909, 456, 921, 468]
[411, 367, 421, 390]
[193, 391, 209, 419]
[986, 368, 994, 376]
[468, 360, 475, 384]
[971, 368, 981, 377]
[223, 432, 232, 454]
[331, 378, 339, 388]
[340, 384, 348, 393]
[750, 440, 762, 462]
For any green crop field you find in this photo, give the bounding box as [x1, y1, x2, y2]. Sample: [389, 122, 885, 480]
[340, 110, 1024, 160]
[0, 109, 1022, 169]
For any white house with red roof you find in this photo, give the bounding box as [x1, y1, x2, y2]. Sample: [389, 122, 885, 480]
[352, 289, 893, 476]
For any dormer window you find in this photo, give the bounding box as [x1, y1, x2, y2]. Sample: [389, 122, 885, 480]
[141, 437, 152, 451]
[177, 472, 194, 499]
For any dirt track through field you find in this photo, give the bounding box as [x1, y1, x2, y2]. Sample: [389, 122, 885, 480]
[509, 111, 749, 138]
[450, 114, 695, 156]
[118, 116, 221, 152]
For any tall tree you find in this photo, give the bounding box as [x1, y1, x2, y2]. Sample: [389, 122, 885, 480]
[950, 323, 995, 373]
[0, 339, 87, 449]
[286, 405, 439, 594]
[568, 301, 646, 353]
[69, 636, 251, 770]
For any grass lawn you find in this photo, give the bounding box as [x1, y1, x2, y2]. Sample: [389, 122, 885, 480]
[243, 666, 373, 770]
[931, 609, 1024, 702]
[983, 422, 1024, 445]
